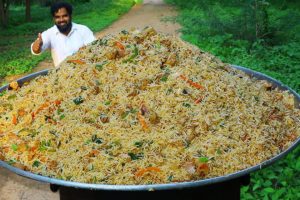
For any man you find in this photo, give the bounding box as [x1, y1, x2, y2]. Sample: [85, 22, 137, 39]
[31, 2, 95, 67]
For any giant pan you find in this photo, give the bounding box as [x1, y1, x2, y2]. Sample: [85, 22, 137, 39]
[0, 65, 299, 191]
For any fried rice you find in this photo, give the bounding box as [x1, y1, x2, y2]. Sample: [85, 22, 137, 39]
[0, 27, 299, 184]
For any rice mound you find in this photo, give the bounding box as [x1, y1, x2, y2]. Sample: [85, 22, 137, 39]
[0, 27, 299, 185]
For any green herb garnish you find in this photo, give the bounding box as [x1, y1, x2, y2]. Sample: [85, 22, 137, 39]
[182, 102, 191, 108]
[11, 144, 18, 151]
[32, 160, 40, 167]
[128, 152, 144, 160]
[198, 156, 209, 163]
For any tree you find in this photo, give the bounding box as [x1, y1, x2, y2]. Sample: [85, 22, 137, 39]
[0, 0, 9, 28]
[25, 0, 31, 22]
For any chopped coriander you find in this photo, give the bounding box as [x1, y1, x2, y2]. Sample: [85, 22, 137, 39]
[121, 108, 137, 119]
[168, 175, 174, 182]
[198, 156, 209, 163]
[57, 108, 63, 115]
[128, 152, 144, 160]
[11, 144, 18, 151]
[166, 88, 173, 95]
[182, 102, 191, 108]
[92, 135, 103, 144]
[0, 90, 7, 97]
[95, 61, 108, 71]
[96, 64, 103, 71]
[32, 160, 40, 167]
[8, 159, 16, 165]
[160, 75, 168, 82]
[39, 140, 51, 151]
[80, 86, 88, 90]
[121, 30, 129, 34]
[134, 141, 143, 148]
[104, 101, 111, 106]
[84, 139, 92, 145]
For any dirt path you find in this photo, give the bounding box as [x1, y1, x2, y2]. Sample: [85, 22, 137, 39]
[0, 1, 180, 200]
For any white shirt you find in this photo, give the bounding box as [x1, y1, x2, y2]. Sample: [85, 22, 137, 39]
[31, 22, 95, 67]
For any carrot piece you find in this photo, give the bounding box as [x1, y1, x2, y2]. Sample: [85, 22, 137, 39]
[188, 80, 205, 90]
[36, 102, 50, 114]
[137, 112, 149, 131]
[18, 109, 26, 117]
[194, 96, 203, 104]
[54, 100, 61, 106]
[31, 112, 35, 120]
[89, 149, 100, 157]
[196, 163, 209, 177]
[179, 74, 205, 90]
[30, 146, 38, 152]
[115, 41, 125, 50]
[12, 114, 18, 125]
[67, 59, 86, 65]
[179, 74, 187, 81]
[135, 167, 161, 177]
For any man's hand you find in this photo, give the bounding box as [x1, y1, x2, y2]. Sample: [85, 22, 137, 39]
[32, 33, 43, 54]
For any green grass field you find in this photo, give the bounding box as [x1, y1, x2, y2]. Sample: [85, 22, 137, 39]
[0, 0, 136, 83]
[164, 0, 300, 199]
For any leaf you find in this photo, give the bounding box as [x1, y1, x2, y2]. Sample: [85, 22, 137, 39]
[295, 159, 300, 170]
[271, 188, 285, 200]
[263, 180, 272, 187]
[253, 182, 261, 191]
[263, 187, 275, 193]
[263, 195, 269, 200]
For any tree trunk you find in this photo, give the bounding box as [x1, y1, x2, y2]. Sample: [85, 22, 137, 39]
[0, 0, 9, 28]
[25, 0, 31, 22]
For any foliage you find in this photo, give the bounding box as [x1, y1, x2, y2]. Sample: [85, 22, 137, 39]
[165, 0, 300, 199]
[0, 0, 135, 81]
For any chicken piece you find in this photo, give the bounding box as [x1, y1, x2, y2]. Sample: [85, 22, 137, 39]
[105, 49, 118, 60]
[165, 53, 177, 67]
[9, 81, 19, 90]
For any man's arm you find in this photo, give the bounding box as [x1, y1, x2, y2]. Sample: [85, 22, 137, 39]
[31, 33, 43, 54]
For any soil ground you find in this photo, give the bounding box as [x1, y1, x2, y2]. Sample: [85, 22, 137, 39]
[0, 1, 180, 199]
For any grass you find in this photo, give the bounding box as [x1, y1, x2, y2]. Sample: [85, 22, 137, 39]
[164, 0, 300, 199]
[0, 0, 136, 83]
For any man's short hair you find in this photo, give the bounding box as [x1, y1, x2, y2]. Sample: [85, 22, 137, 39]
[50, 2, 73, 16]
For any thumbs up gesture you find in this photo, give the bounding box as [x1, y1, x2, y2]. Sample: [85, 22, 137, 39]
[32, 33, 43, 54]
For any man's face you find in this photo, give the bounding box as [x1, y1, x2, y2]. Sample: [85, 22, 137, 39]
[53, 7, 72, 33]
